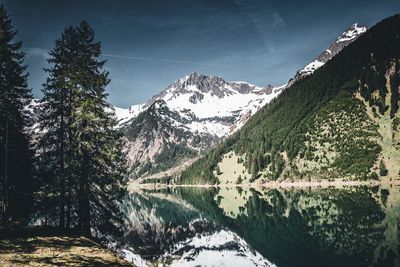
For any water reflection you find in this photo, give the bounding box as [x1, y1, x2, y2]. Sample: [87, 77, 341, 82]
[122, 185, 400, 267]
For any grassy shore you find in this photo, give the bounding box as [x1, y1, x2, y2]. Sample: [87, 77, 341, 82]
[0, 227, 133, 267]
[130, 177, 400, 189]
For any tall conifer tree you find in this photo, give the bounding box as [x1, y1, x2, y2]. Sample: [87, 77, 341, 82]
[38, 21, 127, 235]
[0, 5, 33, 225]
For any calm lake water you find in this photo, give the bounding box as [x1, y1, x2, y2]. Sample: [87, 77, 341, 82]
[121, 185, 400, 267]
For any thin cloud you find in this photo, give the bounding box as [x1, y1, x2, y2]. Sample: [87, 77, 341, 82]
[102, 53, 217, 66]
[271, 12, 286, 28]
[24, 47, 49, 59]
[23, 46, 217, 66]
[234, 1, 287, 49]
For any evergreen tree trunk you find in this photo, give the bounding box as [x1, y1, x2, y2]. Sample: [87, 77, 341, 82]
[44, 177, 48, 226]
[80, 150, 91, 235]
[59, 88, 65, 228]
[66, 88, 74, 228]
[3, 118, 9, 222]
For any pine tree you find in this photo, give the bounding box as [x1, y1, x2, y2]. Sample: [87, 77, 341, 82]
[379, 159, 388, 176]
[0, 5, 33, 225]
[73, 21, 127, 236]
[37, 21, 127, 236]
[236, 175, 243, 184]
[215, 165, 222, 175]
[37, 26, 76, 227]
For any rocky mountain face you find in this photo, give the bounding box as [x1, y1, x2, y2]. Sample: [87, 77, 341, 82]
[288, 23, 367, 86]
[118, 73, 283, 178]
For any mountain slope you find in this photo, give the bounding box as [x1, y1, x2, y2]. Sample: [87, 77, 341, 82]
[179, 14, 400, 184]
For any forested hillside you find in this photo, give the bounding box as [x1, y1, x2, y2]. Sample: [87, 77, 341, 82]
[179, 14, 400, 184]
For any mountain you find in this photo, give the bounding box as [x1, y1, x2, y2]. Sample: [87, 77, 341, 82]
[119, 22, 367, 179]
[118, 73, 283, 178]
[179, 15, 400, 184]
[26, 22, 370, 180]
[288, 23, 367, 86]
[118, 73, 283, 136]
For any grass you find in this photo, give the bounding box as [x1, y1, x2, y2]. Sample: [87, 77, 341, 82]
[214, 151, 250, 184]
[0, 227, 133, 267]
[356, 69, 400, 179]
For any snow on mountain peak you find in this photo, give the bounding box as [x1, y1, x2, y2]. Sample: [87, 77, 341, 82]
[148, 74, 275, 116]
[115, 73, 282, 138]
[164, 72, 273, 99]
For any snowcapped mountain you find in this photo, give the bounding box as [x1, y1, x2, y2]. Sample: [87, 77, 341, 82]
[289, 23, 367, 85]
[118, 73, 283, 178]
[117, 73, 282, 137]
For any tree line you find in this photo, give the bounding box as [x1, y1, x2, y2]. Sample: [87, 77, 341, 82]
[0, 5, 127, 236]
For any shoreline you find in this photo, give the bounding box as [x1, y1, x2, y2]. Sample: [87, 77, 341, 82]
[129, 177, 400, 190]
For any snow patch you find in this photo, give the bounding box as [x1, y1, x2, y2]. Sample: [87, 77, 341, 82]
[186, 121, 231, 138]
[164, 88, 280, 120]
[113, 103, 145, 126]
[337, 23, 367, 43]
[122, 248, 148, 267]
[298, 60, 324, 75]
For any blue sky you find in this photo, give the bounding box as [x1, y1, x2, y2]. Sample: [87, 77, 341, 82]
[2, 0, 400, 107]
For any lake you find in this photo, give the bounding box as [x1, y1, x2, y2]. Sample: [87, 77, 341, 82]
[121, 185, 400, 267]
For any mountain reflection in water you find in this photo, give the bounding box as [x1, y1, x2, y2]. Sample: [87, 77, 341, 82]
[121, 185, 400, 267]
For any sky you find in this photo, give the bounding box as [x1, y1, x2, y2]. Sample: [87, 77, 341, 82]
[1, 0, 400, 107]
